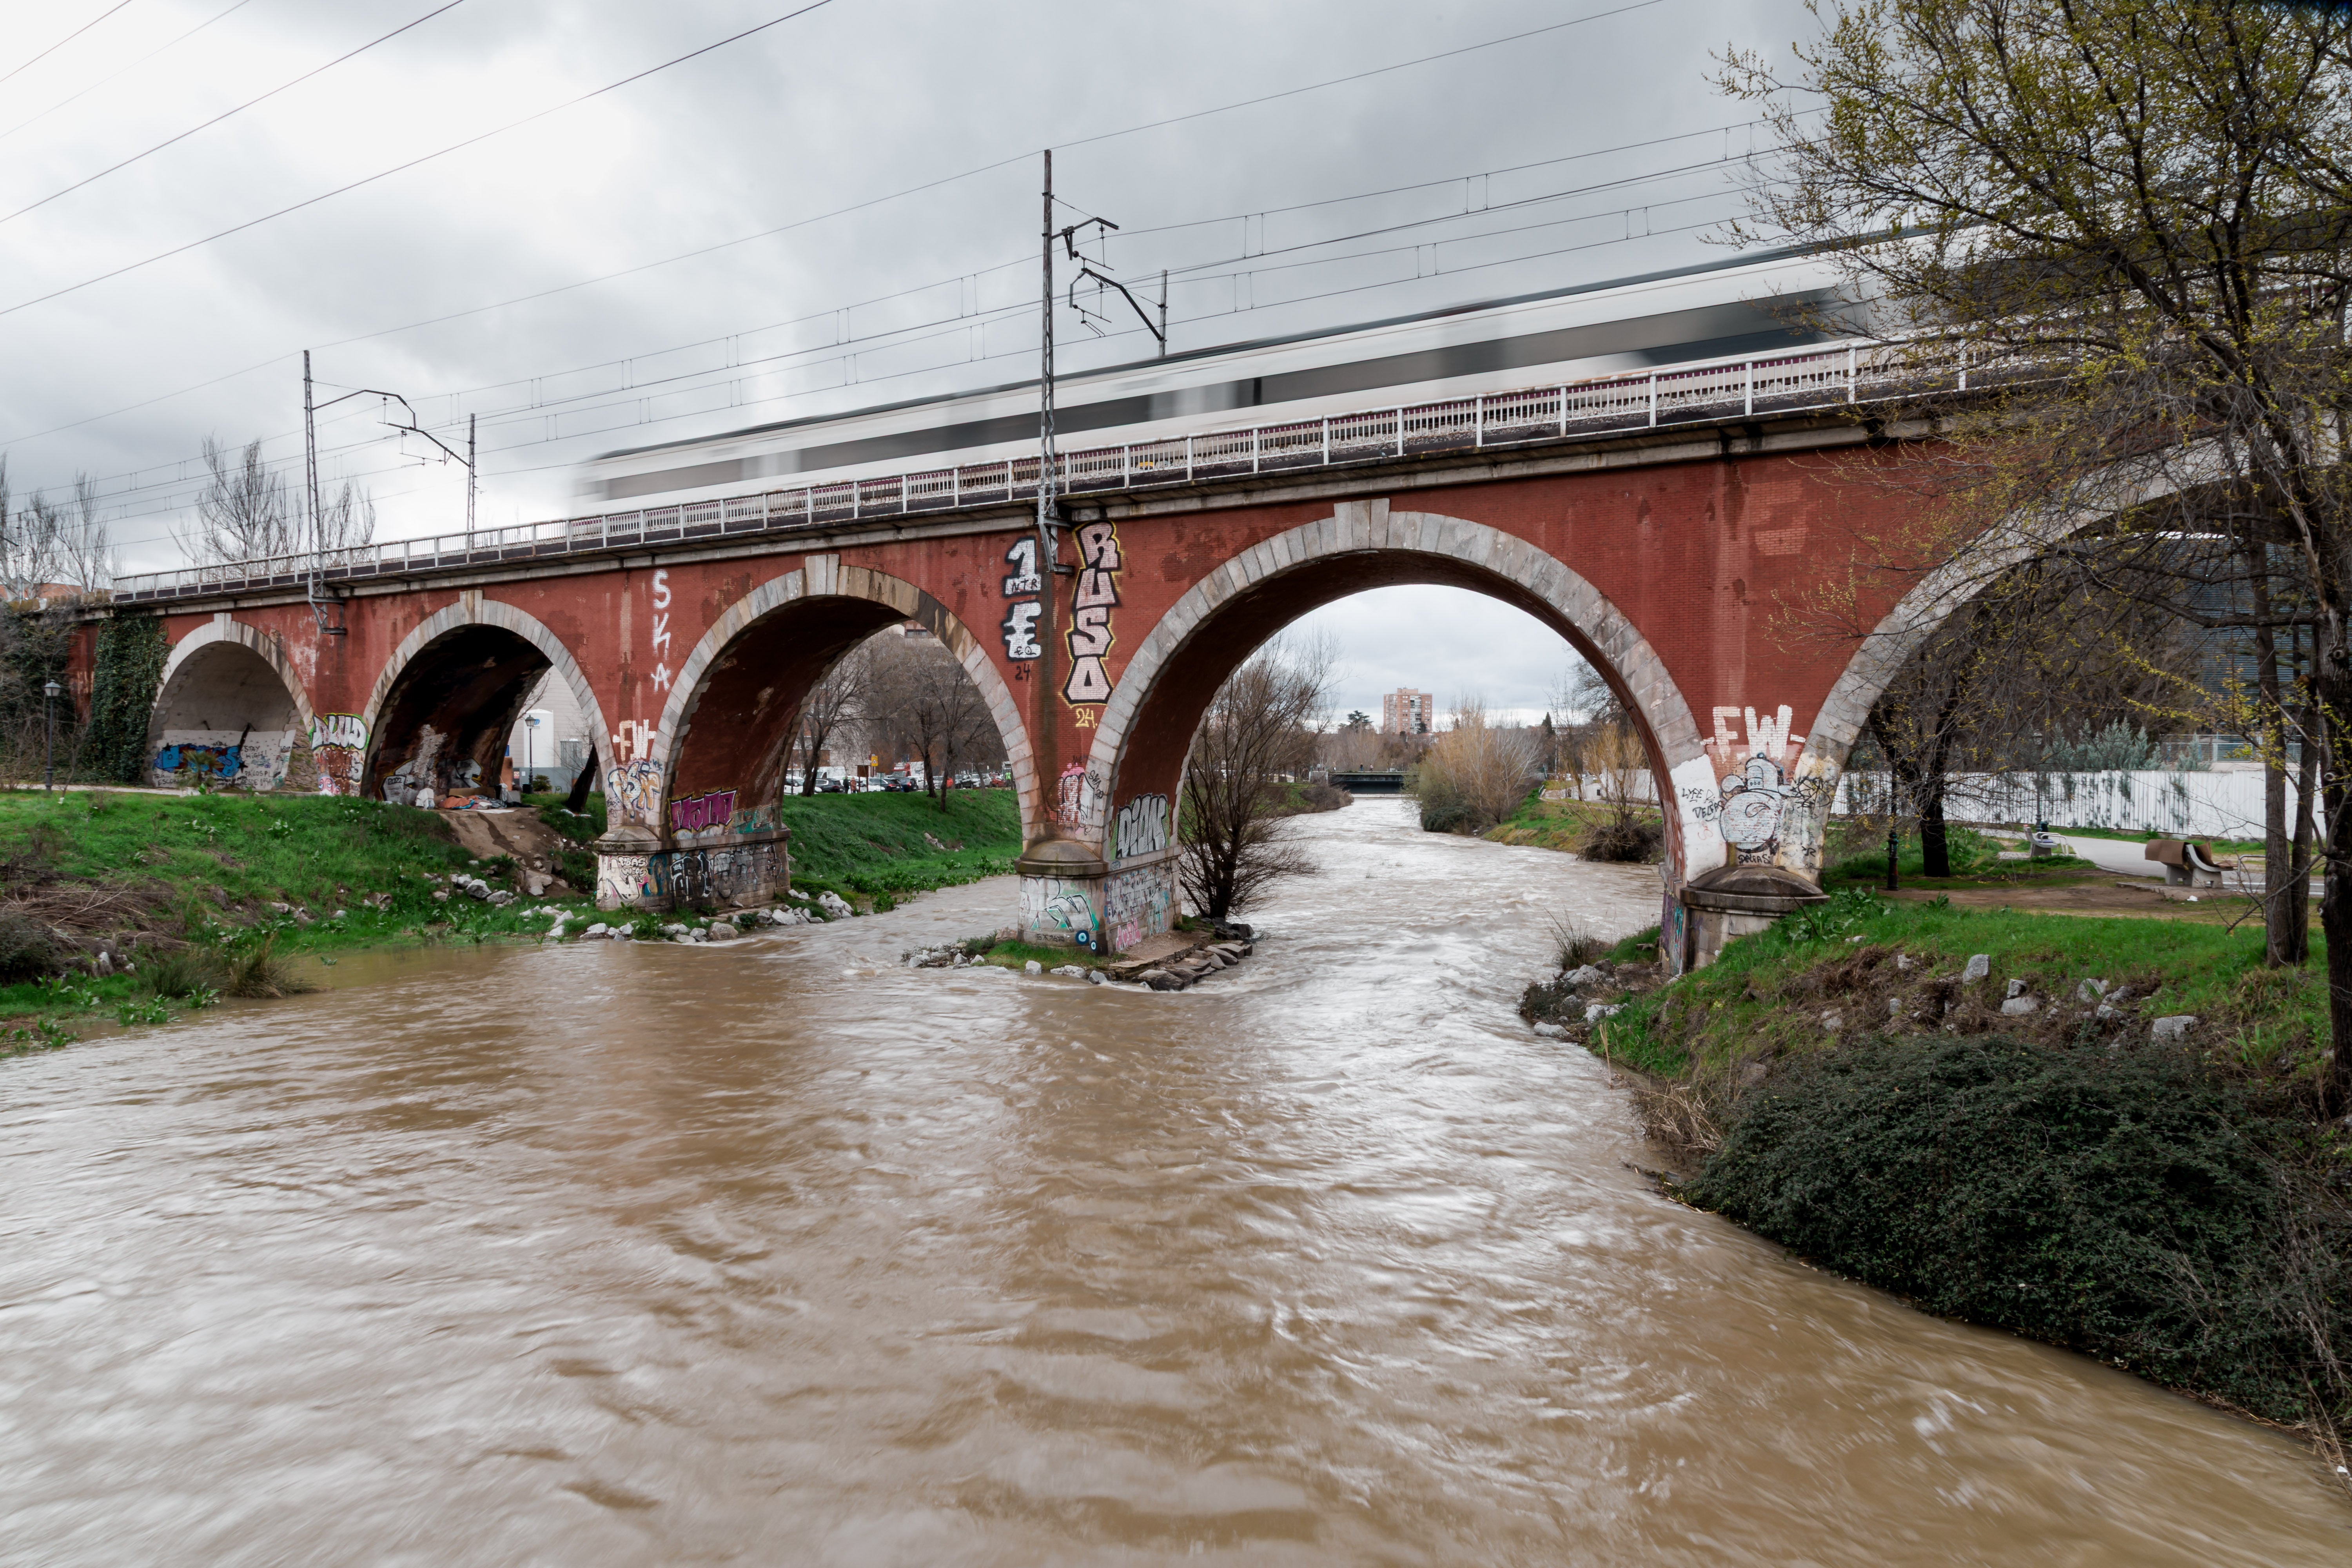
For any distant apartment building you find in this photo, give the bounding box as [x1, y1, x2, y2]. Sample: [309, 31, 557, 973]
[1382, 688, 1435, 735]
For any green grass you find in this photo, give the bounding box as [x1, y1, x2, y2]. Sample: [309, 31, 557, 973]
[982, 938, 1107, 970]
[1820, 824, 2096, 888]
[1604, 889, 2329, 1085]
[1485, 788, 1663, 853]
[772, 787, 1020, 898]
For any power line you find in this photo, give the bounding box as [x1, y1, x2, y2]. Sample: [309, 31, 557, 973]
[81, 209, 1757, 545]
[0, 0, 845, 322]
[0, 0, 474, 227]
[0, 0, 257, 147]
[1, 105, 1769, 450]
[0, 0, 138, 91]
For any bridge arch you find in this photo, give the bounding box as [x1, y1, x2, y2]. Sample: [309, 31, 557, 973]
[1076, 500, 1724, 952]
[358, 595, 612, 803]
[147, 615, 317, 789]
[652, 556, 1038, 842]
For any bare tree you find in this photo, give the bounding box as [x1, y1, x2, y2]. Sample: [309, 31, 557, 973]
[314, 479, 377, 556]
[1409, 698, 1537, 833]
[867, 629, 995, 806]
[788, 641, 871, 794]
[1180, 634, 1333, 918]
[0, 461, 115, 599]
[180, 437, 296, 564]
[1723, 0, 2352, 1107]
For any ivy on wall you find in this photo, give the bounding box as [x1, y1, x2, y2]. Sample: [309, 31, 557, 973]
[83, 615, 169, 784]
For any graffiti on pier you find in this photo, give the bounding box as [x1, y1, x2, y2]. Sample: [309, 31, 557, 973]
[310, 712, 367, 797]
[1053, 761, 1104, 829]
[1112, 793, 1171, 862]
[154, 741, 242, 783]
[607, 758, 664, 826]
[1022, 877, 1101, 951]
[1000, 538, 1042, 662]
[648, 568, 674, 694]
[1685, 703, 1827, 865]
[598, 853, 668, 907]
[1103, 862, 1175, 952]
[1063, 520, 1121, 706]
[668, 788, 737, 835]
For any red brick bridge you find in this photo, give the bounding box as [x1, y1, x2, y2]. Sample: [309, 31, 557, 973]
[95, 341, 1953, 971]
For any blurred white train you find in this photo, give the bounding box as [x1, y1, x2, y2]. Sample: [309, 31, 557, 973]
[576, 247, 1865, 512]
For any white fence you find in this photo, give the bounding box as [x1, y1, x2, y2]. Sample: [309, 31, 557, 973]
[1836, 768, 2313, 841]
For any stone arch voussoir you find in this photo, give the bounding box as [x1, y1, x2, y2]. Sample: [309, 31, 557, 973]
[359, 593, 612, 799]
[1085, 501, 1722, 880]
[148, 613, 318, 788]
[653, 557, 1039, 836]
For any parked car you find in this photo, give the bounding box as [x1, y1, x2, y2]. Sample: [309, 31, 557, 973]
[817, 776, 850, 793]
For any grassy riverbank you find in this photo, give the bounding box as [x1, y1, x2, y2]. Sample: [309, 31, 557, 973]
[1531, 893, 2351, 1456]
[0, 784, 1026, 1045]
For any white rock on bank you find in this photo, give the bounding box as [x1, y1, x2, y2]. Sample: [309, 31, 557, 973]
[2151, 1014, 2197, 1041]
[1962, 954, 1991, 982]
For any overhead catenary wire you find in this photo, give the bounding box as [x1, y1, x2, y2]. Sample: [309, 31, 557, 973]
[1, 101, 1786, 451]
[0, 0, 475, 227]
[0, 0, 845, 322]
[0, 0, 258, 147]
[0, 0, 138, 91]
[84, 202, 1754, 549]
[44, 148, 1754, 510]
[0, 0, 1668, 332]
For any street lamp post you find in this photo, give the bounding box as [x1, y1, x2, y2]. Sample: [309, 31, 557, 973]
[42, 679, 61, 791]
[524, 712, 541, 795]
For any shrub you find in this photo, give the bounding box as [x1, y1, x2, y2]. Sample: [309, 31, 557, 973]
[1684, 1033, 2352, 1428]
[221, 935, 310, 999]
[0, 907, 62, 981]
[1408, 701, 1536, 834]
[1578, 814, 1662, 862]
[140, 945, 228, 1000]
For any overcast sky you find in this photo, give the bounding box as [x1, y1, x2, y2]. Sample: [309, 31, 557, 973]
[0, 0, 1815, 718]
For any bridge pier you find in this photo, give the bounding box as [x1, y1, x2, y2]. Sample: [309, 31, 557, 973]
[593, 828, 791, 913]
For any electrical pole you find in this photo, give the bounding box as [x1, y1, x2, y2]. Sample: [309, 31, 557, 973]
[303, 350, 320, 555]
[1033, 148, 1062, 832]
[467, 412, 477, 537]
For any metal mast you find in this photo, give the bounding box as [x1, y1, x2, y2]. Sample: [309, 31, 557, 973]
[466, 412, 477, 536]
[302, 350, 320, 553]
[1036, 149, 1058, 561]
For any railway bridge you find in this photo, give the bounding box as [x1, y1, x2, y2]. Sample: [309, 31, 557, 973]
[93, 333, 1960, 972]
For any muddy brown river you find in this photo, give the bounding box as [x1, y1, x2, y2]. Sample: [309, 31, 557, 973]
[3, 799, 2346, 1564]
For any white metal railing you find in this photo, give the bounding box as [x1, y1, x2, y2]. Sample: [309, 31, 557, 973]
[113, 337, 1910, 602]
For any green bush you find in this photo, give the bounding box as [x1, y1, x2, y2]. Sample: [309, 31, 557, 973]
[0, 907, 62, 981]
[1685, 1033, 2351, 1428]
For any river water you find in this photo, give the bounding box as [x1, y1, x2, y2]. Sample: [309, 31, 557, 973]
[3, 798, 2346, 1565]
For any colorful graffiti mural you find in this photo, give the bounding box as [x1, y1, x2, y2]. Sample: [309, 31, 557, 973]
[1052, 760, 1104, 829]
[607, 758, 664, 826]
[153, 741, 243, 782]
[669, 788, 737, 835]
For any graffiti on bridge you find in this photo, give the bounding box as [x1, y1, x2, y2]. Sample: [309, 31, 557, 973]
[1687, 703, 1828, 865]
[1022, 877, 1101, 951]
[1103, 862, 1174, 952]
[1063, 521, 1121, 706]
[607, 758, 664, 826]
[1112, 793, 1170, 862]
[669, 788, 737, 835]
[1000, 538, 1042, 662]
[310, 712, 367, 797]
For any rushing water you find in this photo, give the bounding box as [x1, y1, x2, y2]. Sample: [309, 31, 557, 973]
[3, 798, 2347, 1566]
